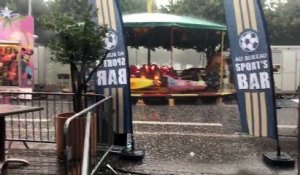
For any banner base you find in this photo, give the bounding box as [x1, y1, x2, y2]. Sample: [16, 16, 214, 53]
[263, 152, 295, 167]
[114, 134, 127, 146]
[121, 148, 145, 161]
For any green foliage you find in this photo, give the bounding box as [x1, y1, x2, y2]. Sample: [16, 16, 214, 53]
[160, 0, 225, 24]
[0, 0, 16, 11]
[41, 0, 107, 112]
[264, 0, 300, 45]
[2, 0, 299, 45]
[119, 0, 147, 13]
[42, 8, 107, 66]
[155, 0, 226, 53]
[162, 0, 300, 45]
[161, 0, 300, 45]
[119, 0, 157, 14]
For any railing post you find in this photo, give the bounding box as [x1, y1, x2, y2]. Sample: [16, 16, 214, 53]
[81, 112, 91, 175]
[64, 122, 71, 175]
[1, 91, 112, 174]
[63, 95, 111, 174]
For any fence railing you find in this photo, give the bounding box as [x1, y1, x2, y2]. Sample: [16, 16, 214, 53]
[63, 96, 114, 175]
[0, 92, 101, 145]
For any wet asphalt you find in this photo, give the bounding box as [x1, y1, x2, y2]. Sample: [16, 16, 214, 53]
[102, 99, 299, 175]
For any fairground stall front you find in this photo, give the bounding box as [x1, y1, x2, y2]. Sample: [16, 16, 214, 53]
[123, 13, 235, 105]
[0, 7, 35, 100]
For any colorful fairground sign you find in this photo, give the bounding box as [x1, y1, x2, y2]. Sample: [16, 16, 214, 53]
[0, 7, 35, 88]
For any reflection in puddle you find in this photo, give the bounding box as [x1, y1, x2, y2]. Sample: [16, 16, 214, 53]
[141, 112, 160, 121]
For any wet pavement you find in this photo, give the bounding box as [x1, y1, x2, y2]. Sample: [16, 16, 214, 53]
[111, 136, 296, 175]
[6, 98, 298, 174]
[101, 101, 298, 175]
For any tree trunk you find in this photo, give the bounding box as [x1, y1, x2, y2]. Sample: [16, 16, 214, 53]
[74, 71, 83, 113]
[70, 63, 83, 113]
[70, 64, 77, 112]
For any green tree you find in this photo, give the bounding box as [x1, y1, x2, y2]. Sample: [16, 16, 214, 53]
[160, 0, 225, 24]
[41, 0, 107, 112]
[263, 0, 300, 45]
[158, 0, 227, 56]
[119, 0, 157, 14]
[162, 0, 300, 45]
[119, 0, 146, 13]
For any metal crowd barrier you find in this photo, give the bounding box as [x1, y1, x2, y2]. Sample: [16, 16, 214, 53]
[0, 92, 100, 146]
[63, 96, 114, 175]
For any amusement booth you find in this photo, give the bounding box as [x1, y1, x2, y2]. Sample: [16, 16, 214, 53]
[123, 13, 234, 105]
[0, 7, 35, 100]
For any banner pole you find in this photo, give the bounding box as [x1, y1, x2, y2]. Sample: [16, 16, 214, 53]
[115, 0, 145, 160]
[91, 0, 145, 160]
[256, 0, 281, 157]
[222, 0, 294, 166]
[257, 0, 294, 166]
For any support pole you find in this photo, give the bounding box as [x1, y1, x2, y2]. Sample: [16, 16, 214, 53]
[170, 28, 174, 67]
[219, 31, 225, 92]
[28, 0, 32, 16]
[146, 0, 153, 65]
[147, 48, 151, 65]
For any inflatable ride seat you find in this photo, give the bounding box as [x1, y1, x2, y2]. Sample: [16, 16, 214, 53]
[160, 66, 178, 79]
[180, 68, 205, 81]
[140, 64, 161, 80]
[130, 65, 141, 78]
